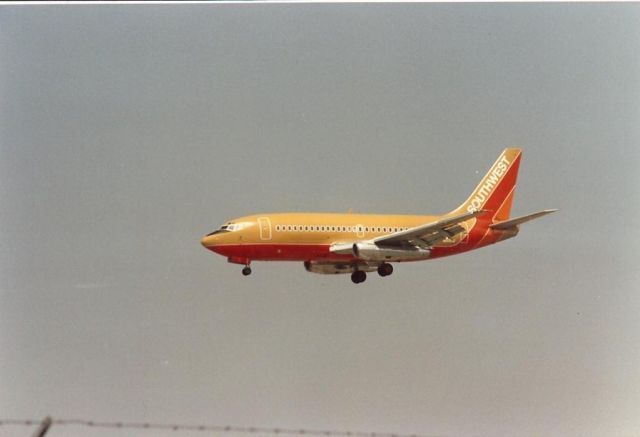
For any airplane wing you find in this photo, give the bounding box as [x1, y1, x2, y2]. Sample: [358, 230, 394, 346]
[489, 209, 558, 230]
[372, 209, 488, 248]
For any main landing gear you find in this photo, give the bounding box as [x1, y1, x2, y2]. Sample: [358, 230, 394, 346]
[377, 262, 393, 277]
[351, 270, 366, 284]
[242, 265, 252, 276]
[351, 263, 394, 284]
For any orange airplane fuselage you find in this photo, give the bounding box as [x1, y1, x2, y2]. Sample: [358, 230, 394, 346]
[202, 212, 516, 263]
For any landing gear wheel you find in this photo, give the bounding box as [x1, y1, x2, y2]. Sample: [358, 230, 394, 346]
[242, 266, 252, 276]
[377, 263, 393, 277]
[351, 270, 366, 284]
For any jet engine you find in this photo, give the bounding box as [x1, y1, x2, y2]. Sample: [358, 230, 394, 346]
[304, 261, 377, 274]
[351, 242, 431, 261]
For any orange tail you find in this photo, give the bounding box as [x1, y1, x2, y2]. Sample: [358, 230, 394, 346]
[453, 148, 522, 223]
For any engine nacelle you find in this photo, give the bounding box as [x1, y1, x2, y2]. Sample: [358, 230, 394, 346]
[352, 242, 431, 261]
[304, 261, 377, 274]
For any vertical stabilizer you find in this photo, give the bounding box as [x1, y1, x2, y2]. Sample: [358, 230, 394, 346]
[453, 148, 522, 222]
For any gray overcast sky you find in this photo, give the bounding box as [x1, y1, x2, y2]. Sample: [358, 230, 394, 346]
[1, 3, 639, 437]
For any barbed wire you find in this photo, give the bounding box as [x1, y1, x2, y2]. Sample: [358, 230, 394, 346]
[0, 418, 440, 437]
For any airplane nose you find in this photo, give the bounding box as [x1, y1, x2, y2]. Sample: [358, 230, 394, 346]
[201, 234, 218, 248]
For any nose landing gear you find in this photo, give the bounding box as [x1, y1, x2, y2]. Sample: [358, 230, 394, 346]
[228, 256, 252, 276]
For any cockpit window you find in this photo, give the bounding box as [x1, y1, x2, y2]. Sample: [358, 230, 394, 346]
[206, 224, 230, 236]
[206, 229, 228, 236]
[227, 223, 247, 231]
[206, 222, 248, 236]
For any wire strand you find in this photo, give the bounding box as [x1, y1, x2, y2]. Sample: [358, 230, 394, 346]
[0, 418, 437, 437]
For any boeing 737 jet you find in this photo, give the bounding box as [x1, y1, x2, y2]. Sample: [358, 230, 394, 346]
[201, 148, 556, 283]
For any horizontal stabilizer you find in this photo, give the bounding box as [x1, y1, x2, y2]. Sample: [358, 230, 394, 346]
[489, 209, 558, 230]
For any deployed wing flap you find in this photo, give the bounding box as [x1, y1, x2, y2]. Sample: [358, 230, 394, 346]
[373, 209, 487, 247]
[489, 209, 558, 230]
[413, 225, 462, 247]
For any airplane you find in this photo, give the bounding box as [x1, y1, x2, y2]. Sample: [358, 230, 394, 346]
[201, 148, 557, 284]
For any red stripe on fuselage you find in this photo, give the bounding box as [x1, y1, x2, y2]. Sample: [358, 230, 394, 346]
[205, 232, 505, 263]
[206, 243, 353, 262]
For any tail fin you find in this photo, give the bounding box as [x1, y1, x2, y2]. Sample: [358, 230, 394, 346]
[453, 148, 522, 222]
